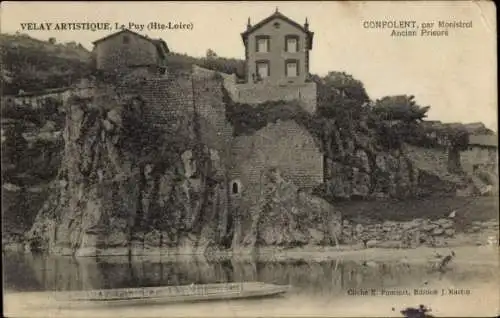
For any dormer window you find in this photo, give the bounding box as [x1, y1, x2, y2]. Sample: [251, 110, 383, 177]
[256, 36, 270, 53]
[285, 35, 299, 53]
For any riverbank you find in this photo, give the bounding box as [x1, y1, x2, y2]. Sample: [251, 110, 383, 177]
[5, 244, 496, 267]
[236, 245, 499, 265]
[4, 235, 499, 263]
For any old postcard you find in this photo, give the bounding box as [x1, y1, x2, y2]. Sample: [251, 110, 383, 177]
[1, 1, 498, 317]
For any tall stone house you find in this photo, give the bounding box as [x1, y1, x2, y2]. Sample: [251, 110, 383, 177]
[92, 29, 169, 76]
[242, 9, 313, 85]
[224, 10, 318, 113]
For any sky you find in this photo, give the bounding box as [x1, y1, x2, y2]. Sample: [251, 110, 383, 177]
[1, 1, 497, 130]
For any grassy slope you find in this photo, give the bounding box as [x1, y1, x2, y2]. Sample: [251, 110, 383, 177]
[0, 33, 92, 94]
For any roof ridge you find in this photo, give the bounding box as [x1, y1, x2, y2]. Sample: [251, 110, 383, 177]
[241, 11, 313, 49]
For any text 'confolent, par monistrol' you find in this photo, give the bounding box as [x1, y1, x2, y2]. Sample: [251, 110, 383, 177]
[361, 19, 473, 38]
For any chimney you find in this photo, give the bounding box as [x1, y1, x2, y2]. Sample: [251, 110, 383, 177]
[247, 17, 251, 30]
[304, 17, 309, 31]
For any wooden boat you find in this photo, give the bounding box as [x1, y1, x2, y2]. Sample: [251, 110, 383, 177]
[54, 282, 291, 306]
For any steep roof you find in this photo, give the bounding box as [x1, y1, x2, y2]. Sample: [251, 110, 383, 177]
[241, 11, 314, 50]
[92, 29, 170, 58]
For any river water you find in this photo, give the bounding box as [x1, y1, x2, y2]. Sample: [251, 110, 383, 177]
[3, 252, 499, 317]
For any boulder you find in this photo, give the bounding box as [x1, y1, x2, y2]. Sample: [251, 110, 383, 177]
[444, 229, 455, 237]
[102, 119, 114, 131]
[402, 220, 420, 230]
[355, 224, 364, 233]
[308, 228, 324, 245]
[432, 228, 444, 236]
[366, 239, 378, 248]
[423, 223, 437, 232]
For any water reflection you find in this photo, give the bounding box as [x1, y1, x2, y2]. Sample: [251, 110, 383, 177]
[3, 252, 497, 294]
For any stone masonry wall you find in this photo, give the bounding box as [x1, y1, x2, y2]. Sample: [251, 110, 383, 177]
[228, 81, 317, 114]
[342, 218, 456, 248]
[230, 119, 323, 198]
[192, 66, 234, 154]
[133, 66, 233, 161]
[341, 218, 499, 248]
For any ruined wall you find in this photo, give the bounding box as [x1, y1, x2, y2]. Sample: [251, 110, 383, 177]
[230, 119, 323, 198]
[461, 146, 497, 174]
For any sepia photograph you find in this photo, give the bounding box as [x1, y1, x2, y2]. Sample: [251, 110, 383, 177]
[1, 1, 498, 317]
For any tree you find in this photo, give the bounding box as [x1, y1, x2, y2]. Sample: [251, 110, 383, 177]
[373, 95, 430, 122]
[48, 37, 56, 45]
[370, 95, 431, 147]
[206, 49, 218, 59]
[313, 72, 370, 121]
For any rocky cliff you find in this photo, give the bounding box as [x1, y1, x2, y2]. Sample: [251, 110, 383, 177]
[25, 86, 233, 256]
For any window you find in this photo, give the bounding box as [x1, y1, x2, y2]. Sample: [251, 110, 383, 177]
[285, 60, 299, 77]
[285, 36, 299, 53]
[123, 35, 130, 44]
[256, 60, 270, 79]
[256, 36, 270, 52]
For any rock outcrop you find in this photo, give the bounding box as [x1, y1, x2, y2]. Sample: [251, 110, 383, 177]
[318, 122, 475, 201]
[232, 168, 341, 252]
[26, 87, 232, 256]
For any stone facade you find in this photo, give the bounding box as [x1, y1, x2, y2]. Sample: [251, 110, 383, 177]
[92, 29, 169, 75]
[241, 11, 313, 84]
